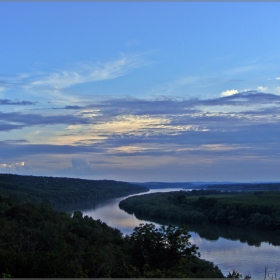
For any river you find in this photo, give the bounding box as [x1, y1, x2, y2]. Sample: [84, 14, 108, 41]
[78, 188, 280, 279]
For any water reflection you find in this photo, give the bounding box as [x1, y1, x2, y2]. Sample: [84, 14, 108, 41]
[134, 215, 280, 247]
[81, 188, 178, 235]
[58, 188, 280, 279]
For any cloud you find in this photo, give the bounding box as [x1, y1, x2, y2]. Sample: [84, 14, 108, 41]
[63, 105, 83, 110]
[0, 161, 25, 171]
[201, 91, 280, 107]
[64, 157, 106, 176]
[27, 53, 148, 91]
[1, 91, 280, 136]
[221, 89, 239, 97]
[0, 110, 91, 132]
[257, 86, 268, 92]
[0, 53, 149, 107]
[2, 90, 280, 176]
[71, 158, 91, 170]
[0, 99, 36, 105]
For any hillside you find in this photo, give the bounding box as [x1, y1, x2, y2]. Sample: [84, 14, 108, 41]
[0, 173, 148, 208]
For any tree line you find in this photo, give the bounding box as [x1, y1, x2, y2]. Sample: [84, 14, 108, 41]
[204, 183, 280, 192]
[119, 190, 280, 231]
[0, 173, 148, 208]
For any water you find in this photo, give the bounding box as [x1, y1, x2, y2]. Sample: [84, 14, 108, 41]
[79, 188, 280, 279]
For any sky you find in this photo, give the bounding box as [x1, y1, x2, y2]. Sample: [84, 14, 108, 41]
[1, 2, 280, 182]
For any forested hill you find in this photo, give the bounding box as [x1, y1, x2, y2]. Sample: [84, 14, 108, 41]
[0, 173, 148, 207]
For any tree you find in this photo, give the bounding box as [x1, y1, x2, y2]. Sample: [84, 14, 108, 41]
[129, 223, 199, 272]
[227, 269, 243, 279]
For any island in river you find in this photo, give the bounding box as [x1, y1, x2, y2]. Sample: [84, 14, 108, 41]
[119, 189, 280, 231]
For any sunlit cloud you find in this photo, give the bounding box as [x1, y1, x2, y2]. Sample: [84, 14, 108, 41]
[0, 161, 25, 169]
[221, 89, 239, 97]
[257, 86, 268, 92]
[109, 145, 154, 154]
[92, 115, 170, 134]
[1, 91, 280, 181]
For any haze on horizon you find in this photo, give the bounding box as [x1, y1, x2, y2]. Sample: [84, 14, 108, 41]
[1, 2, 280, 182]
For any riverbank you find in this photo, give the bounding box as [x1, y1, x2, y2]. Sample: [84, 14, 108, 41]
[119, 190, 280, 231]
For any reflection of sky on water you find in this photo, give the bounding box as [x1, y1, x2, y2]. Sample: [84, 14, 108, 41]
[82, 189, 171, 234]
[190, 233, 280, 278]
[82, 188, 280, 279]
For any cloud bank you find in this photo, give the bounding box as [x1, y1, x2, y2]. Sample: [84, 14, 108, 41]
[1, 90, 280, 181]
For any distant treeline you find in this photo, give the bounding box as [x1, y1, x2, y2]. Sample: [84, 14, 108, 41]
[0, 195, 224, 278]
[203, 183, 280, 191]
[135, 181, 280, 191]
[119, 190, 280, 231]
[135, 182, 194, 189]
[0, 173, 148, 208]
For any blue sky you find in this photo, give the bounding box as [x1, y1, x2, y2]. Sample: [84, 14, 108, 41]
[1, 2, 280, 182]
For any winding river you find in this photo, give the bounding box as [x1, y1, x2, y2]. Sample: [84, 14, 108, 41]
[76, 188, 280, 279]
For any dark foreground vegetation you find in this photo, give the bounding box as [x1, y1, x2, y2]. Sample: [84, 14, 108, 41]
[119, 190, 280, 231]
[0, 173, 148, 208]
[0, 195, 224, 278]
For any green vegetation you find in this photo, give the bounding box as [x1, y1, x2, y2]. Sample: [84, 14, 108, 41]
[0, 173, 148, 208]
[119, 190, 280, 231]
[0, 195, 224, 278]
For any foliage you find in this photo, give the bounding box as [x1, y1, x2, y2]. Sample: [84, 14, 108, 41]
[128, 223, 223, 278]
[0, 173, 148, 208]
[0, 195, 225, 278]
[119, 190, 280, 231]
[227, 269, 243, 279]
[129, 223, 199, 270]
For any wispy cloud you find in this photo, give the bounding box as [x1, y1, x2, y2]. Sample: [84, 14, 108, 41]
[29, 53, 147, 89]
[0, 110, 91, 132]
[0, 53, 149, 105]
[0, 99, 36, 106]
